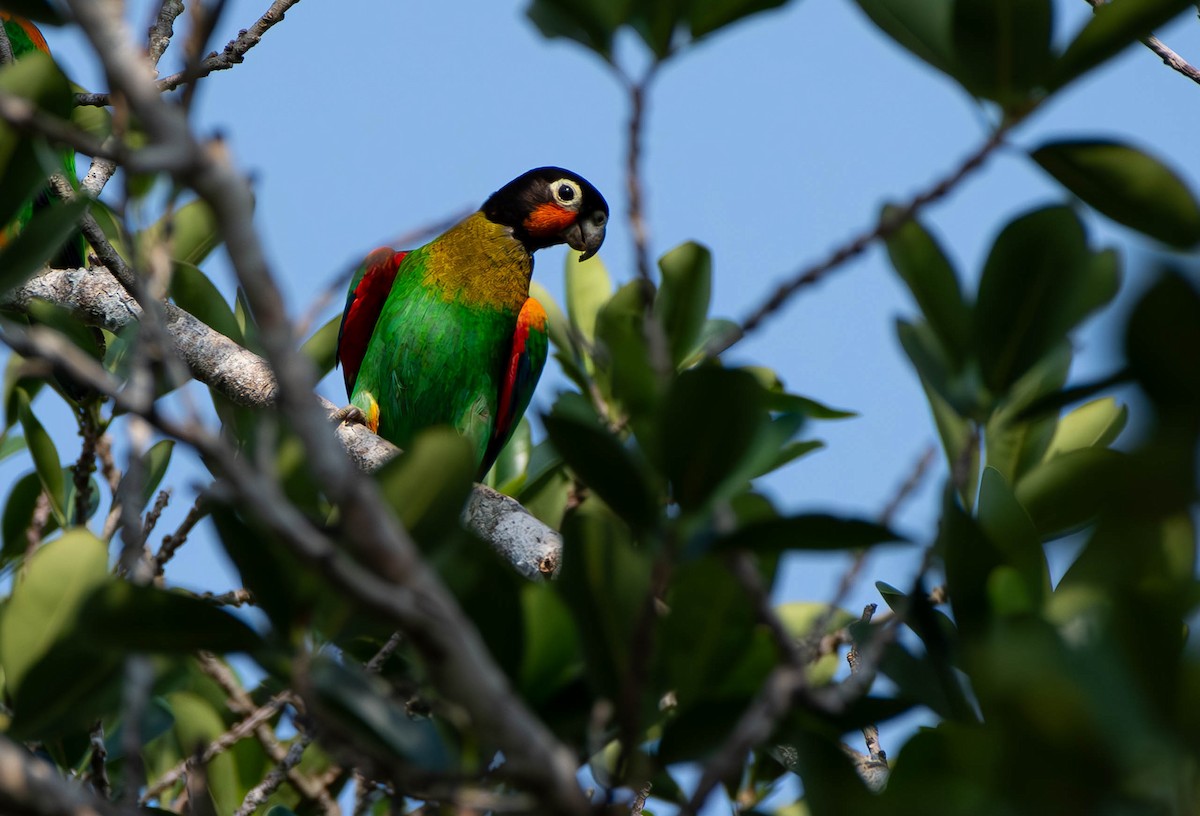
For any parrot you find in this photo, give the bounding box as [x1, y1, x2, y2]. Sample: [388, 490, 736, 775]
[0, 11, 86, 268]
[335, 167, 609, 478]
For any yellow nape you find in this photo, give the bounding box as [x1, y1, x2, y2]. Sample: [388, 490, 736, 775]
[422, 211, 533, 313]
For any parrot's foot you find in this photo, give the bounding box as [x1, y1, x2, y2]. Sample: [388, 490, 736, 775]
[332, 405, 368, 426]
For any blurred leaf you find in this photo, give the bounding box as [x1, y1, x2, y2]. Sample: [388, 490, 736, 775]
[0, 2, 65, 24]
[0, 528, 108, 695]
[853, 0, 957, 76]
[952, 0, 1053, 107]
[655, 241, 712, 366]
[530, 280, 576, 360]
[655, 556, 762, 707]
[15, 387, 63, 524]
[114, 439, 173, 515]
[0, 52, 73, 230]
[78, 582, 262, 653]
[526, 0, 630, 59]
[658, 699, 750, 765]
[1, 470, 42, 568]
[594, 280, 661, 422]
[308, 655, 453, 771]
[1051, 0, 1193, 90]
[1015, 447, 1126, 537]
[0, 431, 24, 461]
[976, 467, 1049, 601]
[661, 366, 767, 512]
[1043, 397, 1126, 460]
[714, 513, 906, 554]
[975, 206, 1112, 392]
[565, 248, 612, 347]
[170, 263, 242, 342]
[883, 206, 971, 369]
[1125, 270, 1200, 411]
[519, 583, 582, 703]
[488, 415, 532, 492]
[680, 317, 740, 367]
[689, 0, 789, 38]
[897, 318, 980, 417]
[983, 342, 1071, 483]
[1032, 140, 1200, 248]
[25, 298, 104, 359]
[542, 394, 659, 529]
[165, 691, 244, 814]
[0, 198, 89, 294]
[300, 314, 340, 377]
[376, 427, 475, 544]
[558, 496, 652, 701]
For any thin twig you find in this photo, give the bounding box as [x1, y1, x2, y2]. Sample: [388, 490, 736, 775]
[89, 720, 113, 799]
[76, 0, 305, 107]
[154, 493, 207, 575]
[233, 736, 311, 816]
[706, 124, 1015, 359]
[147, 0, 185, 67]
[141, 695, 292, 803]
[1083, 0, 1200, 85]
[878, 445, 938, 528]
[141, 488, 171, 539]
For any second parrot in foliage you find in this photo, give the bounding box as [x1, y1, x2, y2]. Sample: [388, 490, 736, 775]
[336, 167, 609, 477]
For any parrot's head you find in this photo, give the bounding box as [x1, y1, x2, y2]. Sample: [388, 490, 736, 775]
[482, 167, 608, 261]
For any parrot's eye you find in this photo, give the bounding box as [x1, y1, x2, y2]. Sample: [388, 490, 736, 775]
[550, 179, 582, 208]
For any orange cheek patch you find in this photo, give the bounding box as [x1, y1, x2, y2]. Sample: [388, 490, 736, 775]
[524, 203, 577, 237]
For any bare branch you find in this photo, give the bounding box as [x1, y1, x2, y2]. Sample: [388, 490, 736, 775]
[1084, 0, 1200, 85]
[77, 0, 305, 107]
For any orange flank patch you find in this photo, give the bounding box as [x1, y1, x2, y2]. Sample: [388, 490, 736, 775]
[365, 395, 381, 434]
[517, 297, 548, 336]
[0, 13, 49, 54]
[496, 298, 547, 436]
[523, 202, 577, 238]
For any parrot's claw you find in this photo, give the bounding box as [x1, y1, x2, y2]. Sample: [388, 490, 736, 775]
[332, 405, 368, 427]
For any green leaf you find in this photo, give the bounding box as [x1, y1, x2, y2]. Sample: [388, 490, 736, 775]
[1042, 397, 1127, 460]
[688, 0, 790, 38]
[1015, 447, 1126, 537]
[116, 439, 174, 514]
[1032, 140, 1200, 248]
[0, 431, 24, 462]
[0, 198, 89, 294]
[1, 470, 42, 568]
[77, 582, 262, 653]
[655, 556, 763, 708]
[951, 0, 1053, 107]
[309, 654, 454, 770]
[375, 427, 476, 544]
[542, 395, 659, 529]
[0, 2, 65, 25]
[165, 691, 245, 813]
[300, 314, 340, 377]
[883, 206, 970, 369]
[519, 583, 582, 703]
[0, 528, 109, 695]
[1124, 270, 1200, 411]
[0, 52, 73, 230]
[526, 0, 631, 60]
[172, 197, 222, 267]
[852, 0, 957, 77]
[565, 247, 613, 347]
[974, 206, 1111, 392]
[488, 415, 532, 492]
[661, 366, 767, 512]
[976, 467, 1049, 601]
[983, 342, 1071, 483]
[14, 387, 63, 524]
[557, 495, 653, 701]
[170, 263, 242, 342]
[713, 513, 907, 554]
[1051, 0, 1193, 90]
[655, 241, 712, 367]
[594, 280, 662, 423]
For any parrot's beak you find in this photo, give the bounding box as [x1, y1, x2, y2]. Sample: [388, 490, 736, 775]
[565, 209, 607, 262]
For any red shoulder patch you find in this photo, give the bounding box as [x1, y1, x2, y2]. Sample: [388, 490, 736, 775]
[337, 248, 408, 396]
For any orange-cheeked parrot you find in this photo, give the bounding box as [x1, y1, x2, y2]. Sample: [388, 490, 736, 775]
[336, 167, 609, 477]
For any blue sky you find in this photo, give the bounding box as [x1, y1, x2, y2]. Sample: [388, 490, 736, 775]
[6, 0, 1200, 806]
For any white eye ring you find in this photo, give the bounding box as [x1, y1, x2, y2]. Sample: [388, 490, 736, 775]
[550, 178, 583, 209]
